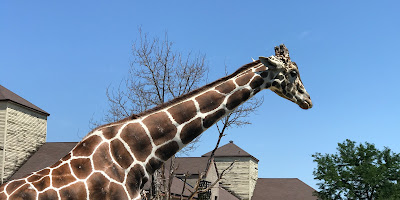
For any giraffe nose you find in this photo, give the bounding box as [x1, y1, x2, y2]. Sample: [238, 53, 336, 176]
[303, 98, 313, 109]
[306, 98, 313, 109]
[299, 98, 313, 109]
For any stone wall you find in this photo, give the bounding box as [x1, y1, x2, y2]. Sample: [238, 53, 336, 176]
[214, 157, 258, 200]
[0, 102, 47, 183]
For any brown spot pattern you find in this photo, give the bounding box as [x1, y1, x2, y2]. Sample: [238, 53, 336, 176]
[215, 80, 236, 94]
[52, 164, 76, 188]
[61, 153, 72, 161]
[49, 160, 63, 168]
[38, 189, 58, 200]
[155, 141, 180, 161]
[250, 76, 264, 89]
[6, 180, 25, 194]
[167, 100, 197, 124]
[195, 91, 225, 113]
[72, 135, 102, 157]
[93, 143, 113, 170]
[226, 89, 251, 110]
[102, 125, 122, 140]
[92, 143, 125, 183]
[235, 73, 253, 86]
[0, 192, 6, 199]
[126, 165, 146, 198]
[143, 112, 177, 146]
[60, 181, 87, 200]
[110, 139, 134, 168]
[180, 117, 203, 144]
[145, 158, 163, 174]
[87, 173, 109, 200]
[9, 184, 36, 200]
[31, 176, 50, 192]
[106, 165, 125, 183]
[70, 158, 92, 179]
[203, 109, 226, 128]
[36, 169, 50, 176]
[109, 182, 129, 200]
[27, 174, 42, 182]
[121, 123, 152, 161]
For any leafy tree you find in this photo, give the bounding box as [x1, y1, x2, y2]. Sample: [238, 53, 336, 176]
[313, 139, 400, 200]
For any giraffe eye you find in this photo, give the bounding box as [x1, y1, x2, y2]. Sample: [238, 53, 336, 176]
[290, 70, 297, 77]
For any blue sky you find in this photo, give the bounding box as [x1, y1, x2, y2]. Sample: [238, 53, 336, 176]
[1, 1, 400, 189]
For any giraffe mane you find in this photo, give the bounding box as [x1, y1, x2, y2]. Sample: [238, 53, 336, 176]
[135, 60, 261, 118]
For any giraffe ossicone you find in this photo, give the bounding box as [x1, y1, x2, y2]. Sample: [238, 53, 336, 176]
[0, 44, 312, 200]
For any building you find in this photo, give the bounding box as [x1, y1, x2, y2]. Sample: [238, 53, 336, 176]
[202, 141, 258, 200]
[143, 157, 239, 200]
[0, 85, 50, 183]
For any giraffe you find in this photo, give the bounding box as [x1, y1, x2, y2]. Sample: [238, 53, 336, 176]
[0, 44, 312, 200]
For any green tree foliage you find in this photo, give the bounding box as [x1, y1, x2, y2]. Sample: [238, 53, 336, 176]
[313, 139, 400, 200]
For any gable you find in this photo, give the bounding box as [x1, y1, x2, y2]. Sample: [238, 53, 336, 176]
[0, 85, 49, 116]
[202, 141, 259, 162]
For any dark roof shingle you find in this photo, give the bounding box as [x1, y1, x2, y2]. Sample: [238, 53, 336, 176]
[202, 141, 259, 162]
[172, 157, 210, 175]
[9, 142, 77, 180]
[251, 178, 317, 200]
[0, 85, 50, 116]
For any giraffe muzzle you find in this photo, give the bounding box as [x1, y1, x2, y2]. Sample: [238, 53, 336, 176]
[299, 98, 313, 110]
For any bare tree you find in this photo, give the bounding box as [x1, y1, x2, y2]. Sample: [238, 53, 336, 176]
[95, 29, 263, 199]
[94, 28, 208, 200]
[101, 28, 207, 124]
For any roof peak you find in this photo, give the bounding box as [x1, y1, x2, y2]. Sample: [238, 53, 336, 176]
[202, 141, 259, 162]
[0, 84, 50, 116]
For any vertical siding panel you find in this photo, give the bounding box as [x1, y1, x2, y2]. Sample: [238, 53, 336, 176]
[214, 157, 258, 200]
[3, 102, 47, 181]
[0, 102, 8, 183]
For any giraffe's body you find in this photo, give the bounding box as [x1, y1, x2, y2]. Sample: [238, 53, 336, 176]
[0, 45, 312, 200]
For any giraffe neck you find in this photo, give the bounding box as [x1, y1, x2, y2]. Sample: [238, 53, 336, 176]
[116, 60, 267, 171]
[0, 60, 269, 200]
[88, 60, 267, 193]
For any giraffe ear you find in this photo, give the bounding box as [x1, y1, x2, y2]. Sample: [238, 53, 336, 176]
[259, 56, 279, 70]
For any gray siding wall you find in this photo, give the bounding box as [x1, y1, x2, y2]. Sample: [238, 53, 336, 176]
[248, 159, 258, 199]
[0, 102, 8, 183]
[1, 102, 47, 182]
[205, 160, 220, 200]
[214, 157, 258, 200]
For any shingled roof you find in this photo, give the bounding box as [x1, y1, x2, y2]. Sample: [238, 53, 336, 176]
[168, 157, 210, 175]
[9, 142, 77, 180]
[251, 178, 317, 200]
[0, 85, 50, 116]
[202, 141, 259, 162]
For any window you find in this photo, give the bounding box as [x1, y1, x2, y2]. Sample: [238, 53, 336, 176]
[198, 180, 211, 200]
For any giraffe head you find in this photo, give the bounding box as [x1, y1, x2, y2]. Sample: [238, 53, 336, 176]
[259, 44, 312, 109]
